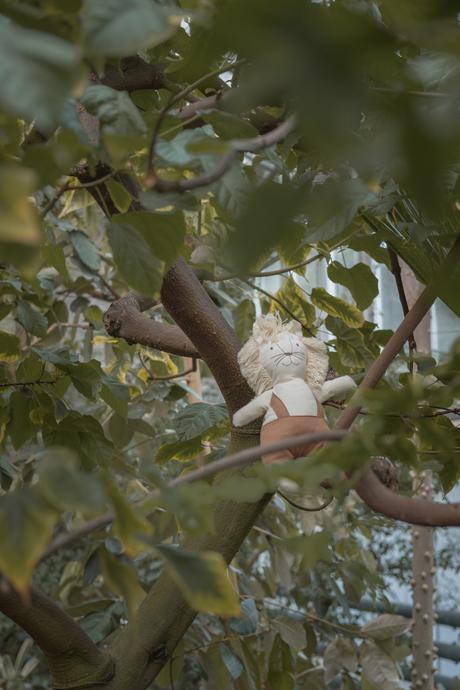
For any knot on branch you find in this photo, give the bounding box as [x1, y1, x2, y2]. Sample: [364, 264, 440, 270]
[371, 457, 398, 491]
[103, 304, 122, 338]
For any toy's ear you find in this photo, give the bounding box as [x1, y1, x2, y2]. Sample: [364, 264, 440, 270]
[287, 320, 302, 335]
[303, 337, 329, 395]
[252, 321, 264, 344]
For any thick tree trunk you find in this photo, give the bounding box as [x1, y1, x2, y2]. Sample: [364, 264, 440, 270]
[81, 428, 269, 690]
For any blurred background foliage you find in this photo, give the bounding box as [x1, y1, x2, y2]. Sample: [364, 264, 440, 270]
[0, 0, 460, 688]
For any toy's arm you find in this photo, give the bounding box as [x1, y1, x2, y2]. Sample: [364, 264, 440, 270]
[232, 390, 272, 427]
[319, 375, 357, 403]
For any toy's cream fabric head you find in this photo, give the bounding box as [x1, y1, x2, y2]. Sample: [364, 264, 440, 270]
[237, 314, 329, 395]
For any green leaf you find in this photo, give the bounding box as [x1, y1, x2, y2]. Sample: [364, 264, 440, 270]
[81, 0, 177, 57]
[156, 127, 214, 167]
[311, 288, 364, 328]
[175, 403, 228, 441]
[155, 436, 203, 464]
[272, 616, 307, 651]
[105, 476, 150, 555]
[114, 210, 186, 266]
[225, 181, 304, 273]
[106, 179, 133, 214]
[304, 178, 376, 243]
[16, 300, 47, 337]
[233, 299, 256, 342]
[70, 230, 101, 271]
[362, 614, 410, 640]
[0, 330, 21, 363]
[107, 223, 162, 296]
[0, 166, 41, 247]
[203, 111, 259, 139]
[0, 22, 82, 130]
[271, 276, 316, 327]
[101, 378, 128, 417]
[81, 85, 146, 136]
[7, 392, 36, 449]
[0, 488, 56, 589]
[324, 638, 357, 683]
[327, 261, 379, 310]
[37, 447, 106, 513]
[100, 550, 146, 618]
[284, 531, 332, 569]
[360, 640, 401, 690]
[267, 634, 294, 690]
[155, 544, 240, 616]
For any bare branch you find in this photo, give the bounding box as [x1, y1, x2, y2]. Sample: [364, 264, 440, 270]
[334, 238, 460, 526]
[104, 292, 199, 358]
[146, 116, 296, 193]
[146, 58, 247, 184]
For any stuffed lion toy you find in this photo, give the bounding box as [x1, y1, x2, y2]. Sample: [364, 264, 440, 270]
[232, 314, 356, 463]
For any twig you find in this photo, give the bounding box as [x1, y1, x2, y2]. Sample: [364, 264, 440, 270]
[146, 115, 295, 193]
[387, 247, 417, 354]
[139, 354, 197, 382]
[0, 379, 57, 389]
[146, 58, 247, 183]
[39, 429, 346, 562]
[40, 170, 120, 219]
[243, 278, 313, 335]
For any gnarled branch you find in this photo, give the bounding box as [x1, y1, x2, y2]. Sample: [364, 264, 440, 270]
[104, 292, 199, 358]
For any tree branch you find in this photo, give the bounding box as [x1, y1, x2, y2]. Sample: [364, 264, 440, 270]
[146, 116, 295, 193]
[334, 238, 460, 526]
[0, 586, 114, 688]
[104, 292, 199, 358]
[160, 257, 253, 413]
[101, 57, 166, 92]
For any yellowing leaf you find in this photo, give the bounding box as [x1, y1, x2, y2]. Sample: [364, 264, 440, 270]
[155, 545, 240, 616]
[0, 489, 56, 590]
[100, 550, 146, 618]
[0, 331, 21, 363]
[311, 287, 364, 328]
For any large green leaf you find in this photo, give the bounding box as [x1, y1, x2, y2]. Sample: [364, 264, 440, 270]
[304, 178, 376, 243]
[37, 448, 106, 513]
[81, 0, 177, 57]
[107, 223, 163, 296]
[360, 640, 401, 690]
[100, 550, 146, 618]
[0, 21, 82, 131]
[81, 85, 146, 136]
[233, 299, 256, 342]
[155, 544, 240, 616]
[0, 489, 56, 589]
[271, 276, 316, 328]
[327, 261, 378, 310]
[0, 331, 21, 363]
[362, 614, 410, 641]
[16, 300, 48, 337]
[114, 211, 186, 266]
[225, 181, 305, 272]
[175, 403, 228, 441]
[311, 288, 364, 328]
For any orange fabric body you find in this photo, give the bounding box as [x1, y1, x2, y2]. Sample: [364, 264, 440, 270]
[260, 393, 329, 465]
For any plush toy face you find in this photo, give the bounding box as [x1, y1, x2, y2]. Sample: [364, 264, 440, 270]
[259, 330, 307, 382]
